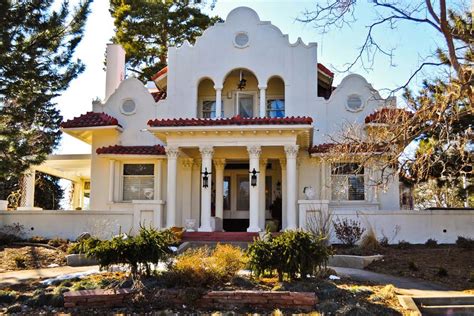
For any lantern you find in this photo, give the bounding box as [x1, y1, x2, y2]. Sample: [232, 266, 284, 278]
[201, 167, 211, 188]
[249, 168, 259, 187]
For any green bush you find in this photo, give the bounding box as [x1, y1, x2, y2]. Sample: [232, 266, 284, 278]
[67, 236, 101, 254]
[87, 226, 177, 277]
[247, 230, 331, 281]
[456, 236, 474, 250]
[166, 244, 247, 288]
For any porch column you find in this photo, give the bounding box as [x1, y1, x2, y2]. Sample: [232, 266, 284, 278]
[285, 145, 299, 230]
[320, 159, 328, 200]
[22, 169, 36, 208]
[165, 146, 180, 228]
[199, 146, 214, 232]
[247, 145, 261, 232]
[259, 86, 267, 117]
[181, 158, 194, 226]
[259, 158, 268, 230]
[154, 160, 163, 228]
[214, 159, 226, 221]
[215, 86, 222, 118]
[108, 160, 115, 203]
[279, 159, 287, 230]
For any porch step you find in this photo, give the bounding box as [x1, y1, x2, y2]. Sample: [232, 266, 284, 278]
[182, 232, 260, 242]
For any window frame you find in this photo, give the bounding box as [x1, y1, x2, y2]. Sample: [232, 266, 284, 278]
[120, 162, 157, 202]
[235, 91, 257, 118]
[265, 97, 285, 118]
[199, 97, 224, 118]
[330, 162, 365, 201]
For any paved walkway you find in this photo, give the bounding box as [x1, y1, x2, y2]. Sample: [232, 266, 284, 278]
[0, 265, 100, 287]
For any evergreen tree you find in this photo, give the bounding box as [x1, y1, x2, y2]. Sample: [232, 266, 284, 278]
[110, 0, 221, 81]
[0, 0, 92, 198]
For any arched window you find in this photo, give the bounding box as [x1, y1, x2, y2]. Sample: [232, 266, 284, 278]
[266, 76, 285, 118]
[197, 78, 223, 118]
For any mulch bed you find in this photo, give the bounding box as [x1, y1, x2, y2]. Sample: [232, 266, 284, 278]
[365, 245, 474, 290]
[0, 245, 66, 272]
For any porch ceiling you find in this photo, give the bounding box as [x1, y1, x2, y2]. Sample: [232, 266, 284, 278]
[147, 124, 313, 149]
[33, 154, 91, 182]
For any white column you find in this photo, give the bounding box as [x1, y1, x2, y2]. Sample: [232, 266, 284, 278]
[320, 159, 328, 200]
[181, 158, 194, 226]
[199, 146, 214, 232]
[214, 159, 226, 221]
[215, 87, 222, 118]
[23, 169, 36, 208]
[285, 145, 299, 230]
[279, 159, 287, 230]
[154, 160, 162, 228]
[165, 146, 180, 228]
[247, 145, 261, 232]
[108, 160, 115, 203]
[259, 158, 268, 230]
[259, 86, 267, 117]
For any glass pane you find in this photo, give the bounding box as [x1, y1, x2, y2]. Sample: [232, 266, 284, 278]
[331, 176, 348, 200]
[223, 176, 231, 211]
[265, 176, 272, 210]
[123, 176, 154, 200]
[348, 175, 365, 200]
[266, 100, 285, 118]
[236, 175, 249, 210]
[123, 164, 154, 176]
[239, 94, 254, 118]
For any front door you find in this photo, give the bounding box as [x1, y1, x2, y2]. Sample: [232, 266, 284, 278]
[223, 169, 250, 231]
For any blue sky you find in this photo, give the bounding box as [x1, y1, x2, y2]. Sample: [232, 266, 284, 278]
[55, 0, 447, 154]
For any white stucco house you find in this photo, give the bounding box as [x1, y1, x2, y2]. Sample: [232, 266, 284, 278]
[3, 7, 472, 242]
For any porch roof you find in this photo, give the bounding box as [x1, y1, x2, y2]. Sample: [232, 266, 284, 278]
[60, 112, 123, 144]
[96, 145, 166, 156]
[33, 154, 91, 182]
[148, 116, 313, 127]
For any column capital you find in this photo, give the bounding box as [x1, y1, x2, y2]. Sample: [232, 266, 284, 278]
[214, 158, 226, 170]
[180, 158, 194, 169]
[214, 85, 223, 91]
[199, 146, 214, 159]
[165, 146, 180, 159]
[258, 85, 267, 90]
[247, 145, 262, 159]
[284, 145, 299, 159]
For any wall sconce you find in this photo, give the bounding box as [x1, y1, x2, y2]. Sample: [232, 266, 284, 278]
[201, 167, 212, 188]
[249, 168, 259, 187]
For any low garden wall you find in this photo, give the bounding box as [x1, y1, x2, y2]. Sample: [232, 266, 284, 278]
[63, 289, 317, 311]
[299, 202, 474, 244]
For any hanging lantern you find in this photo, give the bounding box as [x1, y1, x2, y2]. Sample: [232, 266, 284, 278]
[249, 168, 259, 187]
[237, 70, 247, 90]
[201, 167, 211, 188]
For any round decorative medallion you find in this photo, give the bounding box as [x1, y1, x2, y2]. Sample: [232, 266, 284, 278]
[234, 32, 249, 48]
[346, 94, 363, 112]
[121, 99, 136, 115]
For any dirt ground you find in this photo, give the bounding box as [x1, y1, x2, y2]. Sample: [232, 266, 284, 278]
[364, 245, 474, 290]
[0, 245, 66, 272]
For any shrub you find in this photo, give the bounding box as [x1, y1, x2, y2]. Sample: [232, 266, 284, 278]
[425, 238, 438, 248]
[0, 290, 18, 304]
[166, 244, 247, 288]
[396, 240, 411, 249]
[247, 230, 331, 281]
[67, 236, 101, 254]
[360, 226, 381, 252]
[379, 236, 389, 247]
[48, 237, 68, 249]
[456, 236, 474, 250]
[87, 226, 177, 277]
[333, 218, 366, 246]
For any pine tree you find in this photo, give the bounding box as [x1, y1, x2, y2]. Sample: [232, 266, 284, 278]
[110, 0, 221, 81]
[0, 0, 92, 198]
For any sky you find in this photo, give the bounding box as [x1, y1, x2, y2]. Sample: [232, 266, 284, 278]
[55, 0, 448, 155]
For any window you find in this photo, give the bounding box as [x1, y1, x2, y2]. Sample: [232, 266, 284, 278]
[236, 175, 249, 210]
[121, 99, 136, 115]
[346, 95, 363, 112]
[331, 163, 365, 201]
[122, 164, 154, 201]
[237, 93, 254, 118]
[234, 32, 249, 48]
[266, 99, 285, 118]
[201, 100, 224, 118]
[223, 176, 231, 210]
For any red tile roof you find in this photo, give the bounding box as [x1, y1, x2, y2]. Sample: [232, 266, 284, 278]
[365, 108, 413, 124]
[317, 63, 334, 78]
[151, 90, 167, 102]
[96, 145, 166, 155]
[309, 142, 385, 154]
[61, 112, 121, 129]
[148, 116, 313, 127]
[151, 66, 168, 81]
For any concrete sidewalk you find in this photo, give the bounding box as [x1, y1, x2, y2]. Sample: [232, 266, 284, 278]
[0, 265, 100, 288]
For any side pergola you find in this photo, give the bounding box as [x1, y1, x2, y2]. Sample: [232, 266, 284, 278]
[20, 154, 91, 210]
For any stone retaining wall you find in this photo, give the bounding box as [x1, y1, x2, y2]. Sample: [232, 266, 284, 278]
[64, 289, 318, 311]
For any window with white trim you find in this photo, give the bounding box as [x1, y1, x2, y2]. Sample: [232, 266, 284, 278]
[331, 163, 365, 201]
[201, 100, 224, 118]
[266, 99, 285, 118]
[122, 164, 154, 201]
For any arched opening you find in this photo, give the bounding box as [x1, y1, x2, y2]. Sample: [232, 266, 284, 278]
[197, 78, 221, 118]
[222, 68, 259, 118]
[266, 76, 285, 118]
